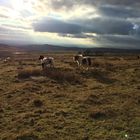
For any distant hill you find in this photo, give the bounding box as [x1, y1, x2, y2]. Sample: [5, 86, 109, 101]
[19, 44, 140, 54]
[0, 44, 20, 57]
[0, 43, 140, 55]
[84, 47, 140, 55]
[0, 44, 18, 51]
[17, 44, 82, 52]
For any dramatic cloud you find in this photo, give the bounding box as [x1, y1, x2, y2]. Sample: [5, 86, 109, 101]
[77, 17, 133, 35]
[0, 0, 140, 48]
[33, 18, 82, 34]
[49, 0, 140, 9]
[99, 5, 140, 18]
[0, 26, 33, 44]
[33, 17, 133, 35]
[96, 35, 140, 47]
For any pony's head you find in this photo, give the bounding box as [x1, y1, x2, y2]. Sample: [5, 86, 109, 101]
[39, 55, 44, 60]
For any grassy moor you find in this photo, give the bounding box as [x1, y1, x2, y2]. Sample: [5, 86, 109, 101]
[0, 51, 140, 140]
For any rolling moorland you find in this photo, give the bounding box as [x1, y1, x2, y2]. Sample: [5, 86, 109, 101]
[0, 45, 140, 140]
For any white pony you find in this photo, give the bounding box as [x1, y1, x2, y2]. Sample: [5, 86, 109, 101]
[39, 55, 54, 69]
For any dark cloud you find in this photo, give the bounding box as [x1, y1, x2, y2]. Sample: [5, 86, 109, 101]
[80, 17, 133, 35]
[49, 0, 140, 9]
[33, 17, 82, 34]
[99, 5, 140, 18]
[1, 0, 138, 47]
[33, 16, 134, 36]
[81, 0, 140, 6]
[38, 1, 140, 37]
[96, 34, 140, 48]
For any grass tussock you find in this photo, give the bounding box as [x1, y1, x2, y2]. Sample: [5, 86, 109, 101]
[92, 60, 107, 68]
[89, 107, 116, 120]
[43, 68, 83, 84]
[17, 67, 83, 84]
[81, 69, 117, 84]
[17, 69, 42, 79]
[16, 133, 39, 140]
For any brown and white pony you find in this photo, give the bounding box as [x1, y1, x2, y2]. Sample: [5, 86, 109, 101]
[73, 54, 92, 68]
[39, 55, 54, 69]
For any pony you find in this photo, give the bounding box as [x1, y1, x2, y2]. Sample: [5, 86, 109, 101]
[39, 55, 54, 69]
[73, 54, 92, 68]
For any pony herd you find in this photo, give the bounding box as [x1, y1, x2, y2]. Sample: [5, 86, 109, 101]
[39, 53, 92, 70]
[1, 54, 139, 70]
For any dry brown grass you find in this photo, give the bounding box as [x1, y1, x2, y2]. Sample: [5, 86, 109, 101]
[0, 52, 140, 140]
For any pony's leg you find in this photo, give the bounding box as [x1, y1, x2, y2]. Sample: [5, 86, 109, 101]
[86, 59, 89, 70]
[52, 63, 54, 68]
[50, 63, 54, 68]
[52, 61, 54, 68]
[78, 61, 81, 68]
[42, 63, 45, 70]
[76, 61, 79, 67]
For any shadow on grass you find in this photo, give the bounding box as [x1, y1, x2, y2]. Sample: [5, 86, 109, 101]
[18, 67, 83, 85]
[89, 107, 117, 120]
[43, 67, 83, 85]
[81, 69, 117, 84]
[16, 134, 39, 140]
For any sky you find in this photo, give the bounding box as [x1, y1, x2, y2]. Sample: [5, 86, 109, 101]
[0, 0, 140, 48]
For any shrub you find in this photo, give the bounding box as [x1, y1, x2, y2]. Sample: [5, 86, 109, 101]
[43, 68, 83, 84]
[17, 67, 83, 84]
[18, 69, 42, 79]
[89, 108, 116, 120]
[92, 60, 106, 68]
[16, 134, 39, 140]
